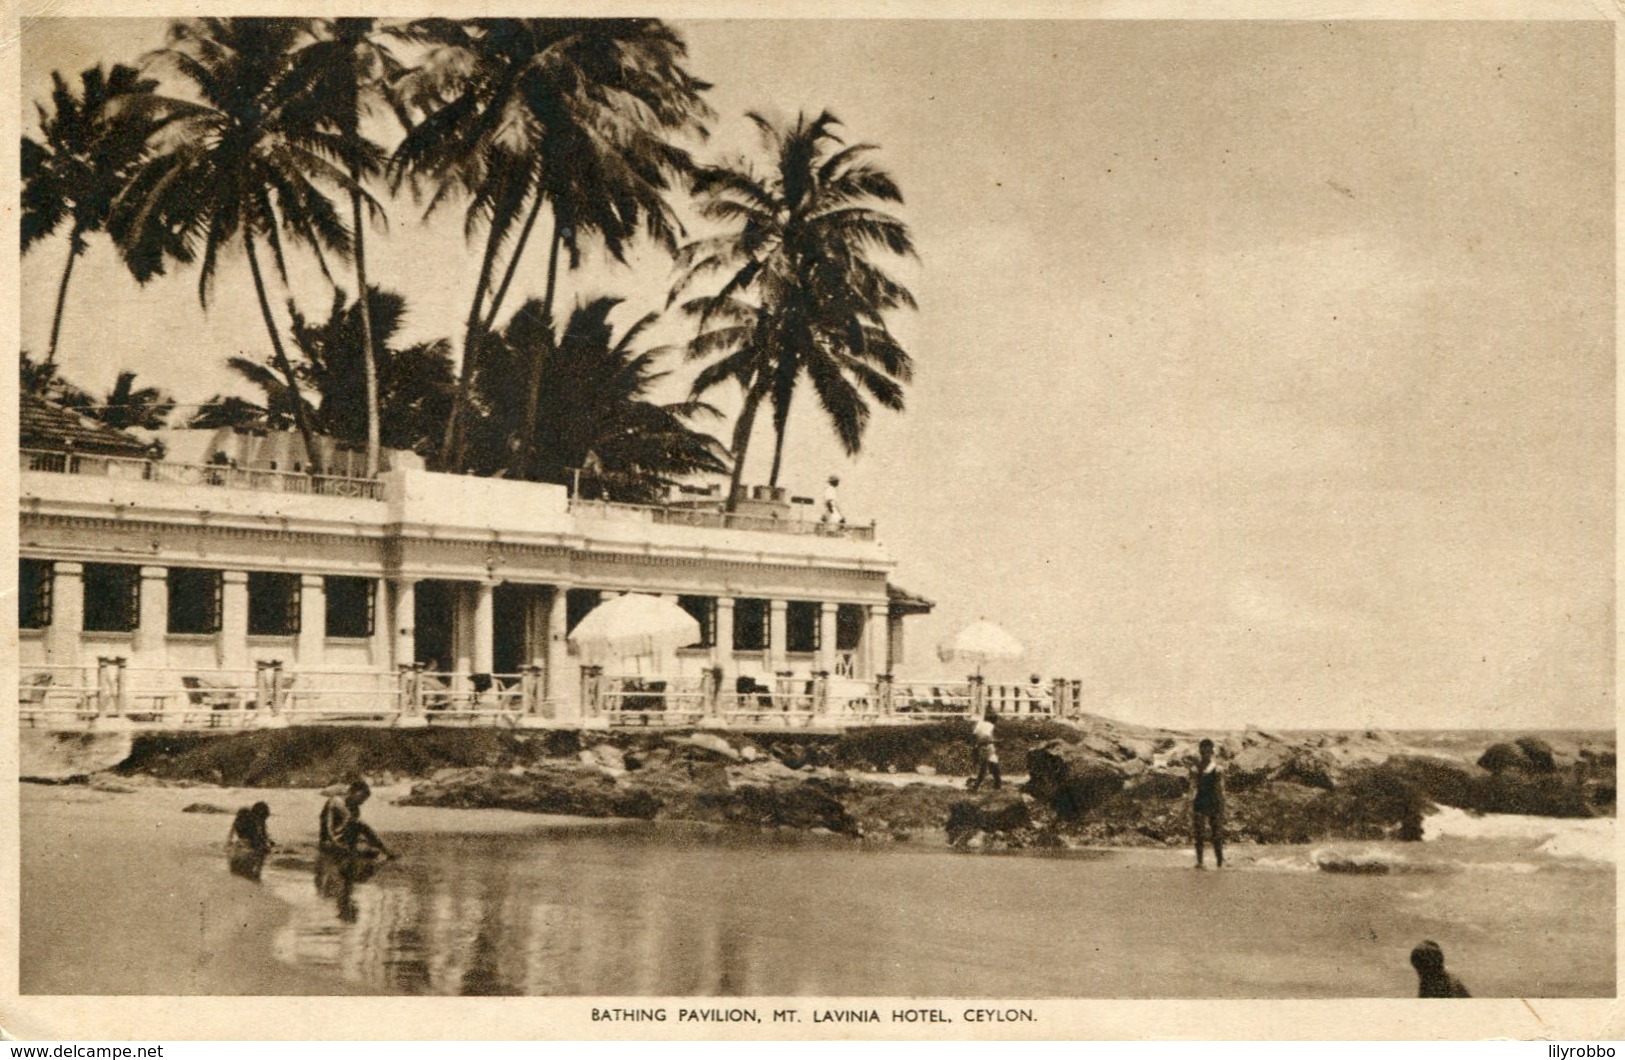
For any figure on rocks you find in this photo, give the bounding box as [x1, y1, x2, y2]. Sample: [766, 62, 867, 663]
[320, 780, 395, 859]
[969, 709, 1002, 792]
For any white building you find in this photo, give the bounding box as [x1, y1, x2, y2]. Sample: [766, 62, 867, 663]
[18, 399, 936, 726]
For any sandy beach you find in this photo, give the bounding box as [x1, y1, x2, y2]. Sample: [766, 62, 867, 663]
[22, 779, 1615, 997]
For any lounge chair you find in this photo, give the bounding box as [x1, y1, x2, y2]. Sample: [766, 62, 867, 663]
[19, 672, 54, 728]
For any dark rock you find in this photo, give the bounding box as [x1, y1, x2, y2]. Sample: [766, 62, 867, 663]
[1023, 741, 1127, 819]
[182, 802, 232, 814]
[1478, 742, 1525, 775]
[1514, 736, 1557, 773]
[1127, 769, 1189, 800]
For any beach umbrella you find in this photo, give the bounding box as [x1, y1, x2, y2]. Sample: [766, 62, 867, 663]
[568, 593, 701, 671]
[937, 619, 1025, 676]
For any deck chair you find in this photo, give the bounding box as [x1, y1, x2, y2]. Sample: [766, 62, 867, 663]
[20, 672, 54, 728]
[183, 676, 242, 727]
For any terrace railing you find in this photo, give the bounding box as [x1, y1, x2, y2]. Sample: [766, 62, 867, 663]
[22, 449, 384, 500]
[569, 497, 876, 542]
[18, 664, 1083, 732]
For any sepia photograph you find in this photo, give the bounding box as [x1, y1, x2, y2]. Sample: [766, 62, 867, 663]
[12, 8, 1616, 1018]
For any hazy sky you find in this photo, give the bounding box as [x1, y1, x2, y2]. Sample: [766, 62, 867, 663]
[20, 18, 1615, 730]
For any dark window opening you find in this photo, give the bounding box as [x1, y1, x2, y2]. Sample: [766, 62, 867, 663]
[83, 563, 139, 633]
[248, 572, 301, 637]
[836, 604, 866, 652]
[325, 576, 375, 639]
[733, 598, 767, 651]
[19, 560, 52, 630]
[168, 568, 222, 634]
[678, 595, 715, 649]
[786, 601, 820, 654]
[566, 588, 603, 636]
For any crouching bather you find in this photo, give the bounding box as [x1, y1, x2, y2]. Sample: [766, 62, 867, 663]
[319, 780, 395, 859]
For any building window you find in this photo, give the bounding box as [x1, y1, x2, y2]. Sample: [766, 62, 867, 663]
[248, 572, 301, 637]
[325, 577, 375, 638]
[168, 568, 222, 634]
[836, 604, 865, 652]
[677, 596, 715, 649]
[19, 560, 52, 630]
[83, 563, 140, 633]
[566, 589, 602, 635]
[733, 598, 767, 651]
[786, 601, 820, 654]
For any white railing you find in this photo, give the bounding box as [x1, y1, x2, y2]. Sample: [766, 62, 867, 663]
[22, 448, 384, 500]
[18, 664, 1084, 732]
[568, 497, 876, 542]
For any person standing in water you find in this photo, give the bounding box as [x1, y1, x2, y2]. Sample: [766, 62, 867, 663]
[1192, 738, 1225, 868]
[320, 780, 395, 858]
[1410, 941, 1471, 997]
[968, 709, 1002, 792]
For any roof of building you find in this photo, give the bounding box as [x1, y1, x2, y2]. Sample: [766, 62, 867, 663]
[888, 584, 935, 615]
[21, 393, 154, 457]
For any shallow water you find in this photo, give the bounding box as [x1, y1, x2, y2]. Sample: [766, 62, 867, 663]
[252, 826, 1613, 998]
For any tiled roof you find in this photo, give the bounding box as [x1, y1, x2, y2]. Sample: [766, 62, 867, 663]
[21, 393, 154, 456]
[888, 584, 935, 614]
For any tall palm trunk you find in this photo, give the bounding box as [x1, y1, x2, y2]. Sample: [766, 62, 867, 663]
[724, 385, 764, 513]
[350, 174, 381, 477]
[244, 228, 321, 476]
[513, 221, 565, 479]
[767, 398, 793, 487]
[483, 190, 547, 336]
[45, 230, 85, 366]
[442, 224, 503, 470]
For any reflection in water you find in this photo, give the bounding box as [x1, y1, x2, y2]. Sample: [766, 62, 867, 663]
[228, 848, 267, 882]
[315, 852, 380, 923]
[257, 827, 1614, 998]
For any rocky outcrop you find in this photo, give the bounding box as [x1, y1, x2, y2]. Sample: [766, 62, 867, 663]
[1022, 741, 1127, 819]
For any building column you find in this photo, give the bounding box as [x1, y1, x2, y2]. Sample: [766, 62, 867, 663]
[544, 584, 576, 718]
[818, 601, 838, 675]
[370, 578, 390, 668]
[134, 566, 169, 662]
[391, 577, 417, 670]
[866, 602, 890, 677]
[46, 561, 84, 669]
[888, 613, 905, 673]
[298, 574, 325, 668]
[768, 599, 789, 669]
[220, 571, 249, 670]
[472, 580, 496, 675]
[713, 596, 735, 675]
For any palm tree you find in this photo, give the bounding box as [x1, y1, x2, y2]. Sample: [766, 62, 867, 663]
[22, 63, 173, 365]
[115, 18, 371, 475]
[466, 295, 729, 502]
[284, 18, 405, 476]
[390, 18, 710, 473]
[674, 110, 917, 508]
[288, 285, 457, 458]
[81, 371, 177, 430]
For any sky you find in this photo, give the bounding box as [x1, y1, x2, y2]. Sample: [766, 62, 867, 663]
[19, 17, 1615, 730]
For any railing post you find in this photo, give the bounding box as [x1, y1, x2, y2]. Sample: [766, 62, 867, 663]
[877, 673, 894, 716]
[1069, 679, 1083, 719]
[704, 666, 723, 719]
[774, 670, 794, 713]
[581, 665, 604, 720]
[395, 663, 426, 728]
[255, 661, 276, 715]
[1051, 677, 1069, 719]
[968, 674, 986, 716]
[811, 670, 829, 715]
[96, 656, 127, 718]
[521, 664, 544, 718]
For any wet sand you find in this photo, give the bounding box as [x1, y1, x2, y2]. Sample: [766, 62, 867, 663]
[19, 781, 605, 995]
[22, 781, 1615, 997]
